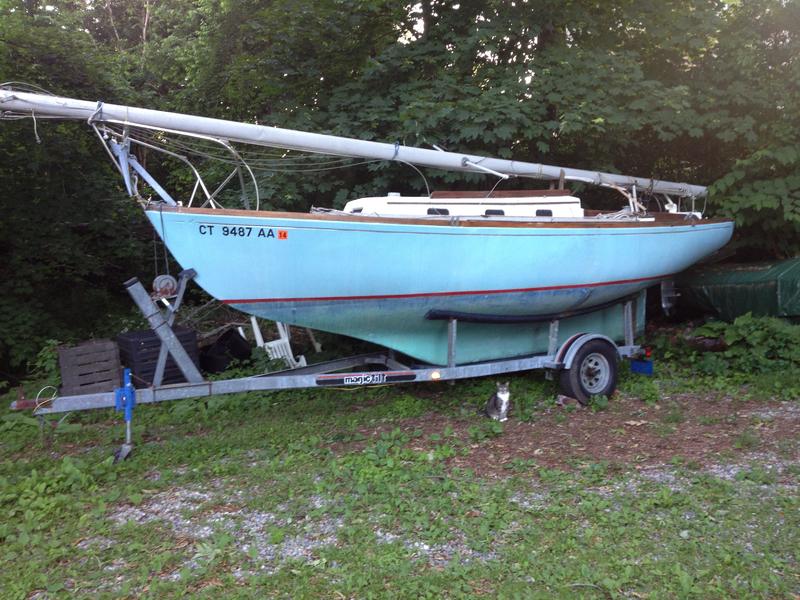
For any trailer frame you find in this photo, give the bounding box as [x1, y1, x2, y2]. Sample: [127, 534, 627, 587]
[11, 270, 643, 461]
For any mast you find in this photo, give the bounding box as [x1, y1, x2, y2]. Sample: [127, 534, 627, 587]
[0, 89, 707, 197]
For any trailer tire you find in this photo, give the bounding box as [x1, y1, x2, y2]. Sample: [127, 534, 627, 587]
[559, 339, 618, 406]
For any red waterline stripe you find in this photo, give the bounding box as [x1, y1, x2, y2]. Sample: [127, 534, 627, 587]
[222, 273, 669, 305]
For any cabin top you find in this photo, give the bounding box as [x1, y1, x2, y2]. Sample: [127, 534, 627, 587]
[343, 190, 584, 219]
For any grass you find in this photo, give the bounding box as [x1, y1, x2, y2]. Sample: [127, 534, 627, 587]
[0, 363, 798, 599]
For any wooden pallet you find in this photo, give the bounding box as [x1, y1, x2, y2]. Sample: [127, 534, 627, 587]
[59, 340, 122, 396]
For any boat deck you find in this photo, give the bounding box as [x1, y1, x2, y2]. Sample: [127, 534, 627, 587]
[152, 203, 732, 229]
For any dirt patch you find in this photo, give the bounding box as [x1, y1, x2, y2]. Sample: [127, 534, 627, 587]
[334, 394, 800, 479]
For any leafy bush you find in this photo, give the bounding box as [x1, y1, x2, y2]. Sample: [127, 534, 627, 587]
[29, 339, 62, 386]
[692, 313, 800, 374]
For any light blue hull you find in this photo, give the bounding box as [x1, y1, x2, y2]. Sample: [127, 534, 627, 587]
[146, 208, 733, 364]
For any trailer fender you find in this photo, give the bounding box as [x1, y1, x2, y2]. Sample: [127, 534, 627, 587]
[557, 333, 619, 370]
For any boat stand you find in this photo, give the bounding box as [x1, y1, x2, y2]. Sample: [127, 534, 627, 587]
[11, 275, 643, 460]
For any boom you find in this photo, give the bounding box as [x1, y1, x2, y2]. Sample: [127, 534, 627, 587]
[1, 89, 707, 197]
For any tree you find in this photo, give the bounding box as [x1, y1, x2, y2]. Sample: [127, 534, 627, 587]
[1, 0, 797, 380]
[704, 0, 800, 257]
[0, 1, 150, 377]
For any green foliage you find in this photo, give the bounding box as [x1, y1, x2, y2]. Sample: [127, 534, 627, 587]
[589, 395, 610, 412]
[704, 0, 800, 257]
[735, 466, 777, 485]
[29, 339, 61, 384]
[0, 1, 152, 378]
[620, 371, 661, 405]
[0, 456, 114, 542]
[693, 313, 800, 375]
[388, 393, 428, 418]
[467, 419, 504, 442]
[661, 402, 686, 425]
[0, 368, 798, 597]
[710, 146, 800, 257]
[1, 0, 799, 380]
[733, 429, 760, 451]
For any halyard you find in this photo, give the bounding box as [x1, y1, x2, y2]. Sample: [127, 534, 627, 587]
[1, 351, 798, 599]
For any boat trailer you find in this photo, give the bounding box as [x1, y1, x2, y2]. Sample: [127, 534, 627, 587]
[12, 270, 644, 461]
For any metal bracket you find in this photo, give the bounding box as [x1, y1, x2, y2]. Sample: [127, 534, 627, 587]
[124, 271, 204, 384]
[623, 299, 635, 347]
[447, 318, 458, 368]
[151, 269, 197, 386]
[547, 319, 559, 356]
[660, 279, 679, 316]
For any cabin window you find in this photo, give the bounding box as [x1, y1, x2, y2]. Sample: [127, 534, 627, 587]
[536, 209, 553, 217]
[427, 207, 449, 215]
[484, 209, 504, 216]
[350, 208, 363, 213]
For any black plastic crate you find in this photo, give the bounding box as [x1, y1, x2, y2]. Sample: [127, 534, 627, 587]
[117, 327, 199, 387]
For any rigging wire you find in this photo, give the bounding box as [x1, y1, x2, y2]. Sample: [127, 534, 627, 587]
[485, 175, 506, 198]
[0, 81, 56, 95]
[31, 110, 40, 143]
[107, 123, 406, 175]
[398, 161, 431, 197]
[126, 129, 358, 170]
[95, 121, 443, 207]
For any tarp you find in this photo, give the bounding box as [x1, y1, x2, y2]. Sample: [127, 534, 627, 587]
[676, 258, 800, 321]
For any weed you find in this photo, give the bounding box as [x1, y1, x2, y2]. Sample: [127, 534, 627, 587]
[193, 532, 234, 565]
[268, 526, 287, 545]
[776, 439, 798, 459]
[652, 423, 677, 437]
[733, 429, 760, 450]
[695, 352, 729, 376]
[580, 461, 608, 484]
[590, 395, 609, 412]
[621, 374, 661, 404]
[504, 458, 538, 473]
[468, 420, 504, 442]
[389, 394, 428, 418]
[429, 443, 458, 460]
[661, 402, 685, 425]
[735, 466, 777, 485]
[511, 384, 552, 421]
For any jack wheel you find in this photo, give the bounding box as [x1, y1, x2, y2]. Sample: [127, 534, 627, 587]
[559, 339, 618, 406]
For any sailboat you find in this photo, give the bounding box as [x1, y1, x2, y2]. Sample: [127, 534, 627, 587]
[1, 88, 733, 365]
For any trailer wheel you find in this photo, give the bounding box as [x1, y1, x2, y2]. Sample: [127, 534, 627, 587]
[559, 339, 618, 406]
